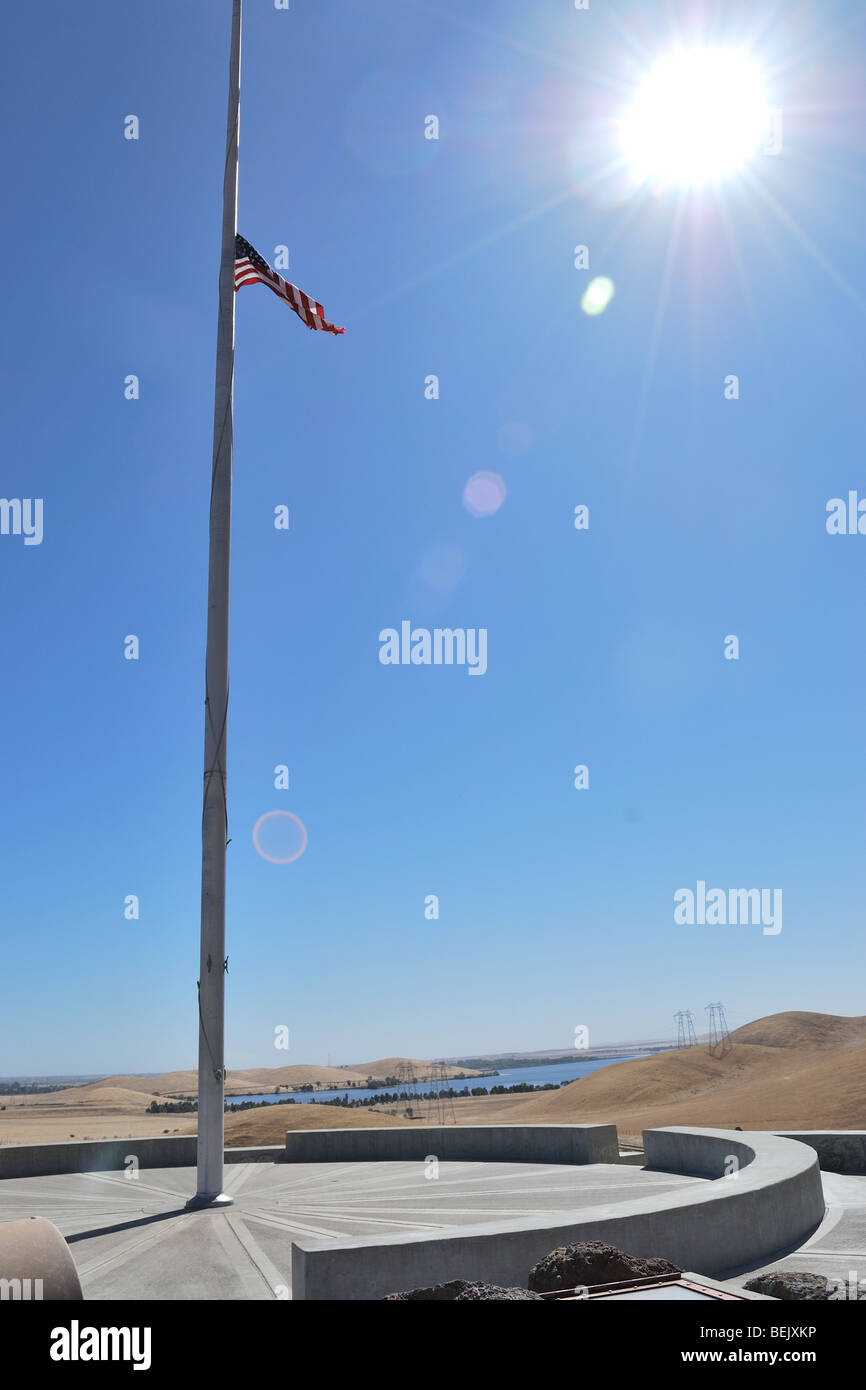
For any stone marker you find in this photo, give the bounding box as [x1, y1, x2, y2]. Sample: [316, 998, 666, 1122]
[745, 1271, 863, 1301]
[385, 1279, 544, 1301]
[528, 1240, 681, 1293]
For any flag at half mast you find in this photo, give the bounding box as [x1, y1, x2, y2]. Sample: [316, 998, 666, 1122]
[234, 234, 345, 335]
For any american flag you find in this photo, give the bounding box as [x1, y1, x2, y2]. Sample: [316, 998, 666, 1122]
[234, 235, 345, 335]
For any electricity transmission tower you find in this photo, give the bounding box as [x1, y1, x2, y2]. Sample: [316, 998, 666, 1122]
[674, 1010, 698, 1048]
[705, 1002, 732, 1058]
[394, 1059, 419, 1116]
[395, 1059, 418, 1091]
[428, 1061, 456, 1125]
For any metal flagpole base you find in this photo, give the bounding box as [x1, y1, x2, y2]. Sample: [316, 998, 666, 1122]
[185, 1192, 234, 1210]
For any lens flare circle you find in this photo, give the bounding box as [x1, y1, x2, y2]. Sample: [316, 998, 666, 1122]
[581, 276, 615, 316]
[463, 470, 507, 518]
[252, 810, 308, 864]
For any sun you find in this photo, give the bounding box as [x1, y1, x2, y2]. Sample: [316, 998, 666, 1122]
[621, 47, 771, 189]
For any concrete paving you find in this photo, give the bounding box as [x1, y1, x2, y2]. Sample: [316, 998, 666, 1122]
[0, 1160, 705, 1300]
[727, 1172, 866, 1297]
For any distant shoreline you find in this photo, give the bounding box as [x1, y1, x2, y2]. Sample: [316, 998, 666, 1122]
[445, 1046, 675, 1071]
[0, 1047, 679, 1094]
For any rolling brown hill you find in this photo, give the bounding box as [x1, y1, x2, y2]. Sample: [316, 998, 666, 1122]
[2, 1084, 168, 1113]
[224, 1103, 412, 1147]
[5, 1012, 862, 1149]
[230, 1012, 866, 1146]
[728, 1011, 866, 1051]
[82, 1071, 202, 1097]
[509, 1012, 866, 1139]
[223, 1065, 370, 1091]
[61, 1057, 483, 1101]
[348, 1058, 483, 1079]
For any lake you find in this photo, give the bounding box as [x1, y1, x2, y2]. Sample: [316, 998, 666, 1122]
[225, 1055, 650, 1108]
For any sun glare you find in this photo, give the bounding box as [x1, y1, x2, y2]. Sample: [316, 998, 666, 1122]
[621, 48, 770, 189]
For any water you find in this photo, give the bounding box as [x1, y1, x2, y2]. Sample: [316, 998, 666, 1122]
[225, 1055, 648, 1108]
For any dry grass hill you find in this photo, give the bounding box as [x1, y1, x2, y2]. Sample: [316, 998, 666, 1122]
[0, 1084, 165, 1113]
[203, 1011, 866, 1146]
[224, 1103, 411, 1147]
[504, 1011, 866, 1141]
[0, 1056, 482, 1145]
[3, 1013, 863, 1148]
[66, 1058, 482, 1099]
[347, 1058, 477, 1078]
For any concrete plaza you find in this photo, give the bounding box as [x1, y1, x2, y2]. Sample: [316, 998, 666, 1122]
[0, 1159, 704, 1300]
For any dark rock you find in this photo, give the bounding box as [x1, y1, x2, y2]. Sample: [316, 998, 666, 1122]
[384, 1280, 473, 1301]
[454, 1283, 545, 1301]
[385, 1279, 543, 1301]
[528, 1241, 681, 1293]
[744, 1271, 863, 1301]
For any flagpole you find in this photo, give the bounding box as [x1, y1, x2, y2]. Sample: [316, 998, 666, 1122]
[188, 0, 241, 1209]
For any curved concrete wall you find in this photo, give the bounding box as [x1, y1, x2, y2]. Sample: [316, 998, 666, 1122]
[283, 1124, 619, 1166]
[643, 1128, 757, 1180]
[291, 1126, 825, 1300]
[0, 1127, 618, 1179]
[0, 1136, 197, 1180]
[776, 1132, 866, 1175]
[0, 1137, 283, 1180]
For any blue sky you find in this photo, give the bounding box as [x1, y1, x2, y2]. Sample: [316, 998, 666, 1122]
[2, 0, 865, 1074]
